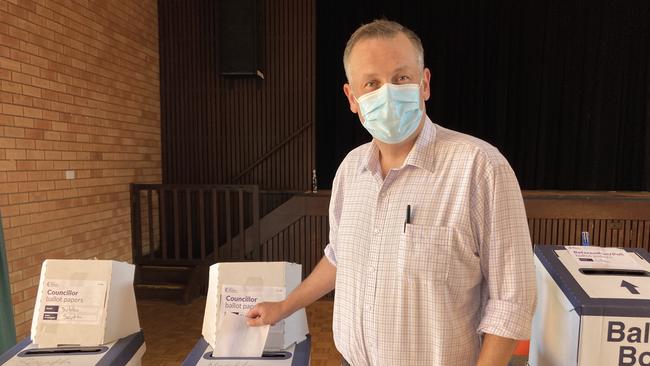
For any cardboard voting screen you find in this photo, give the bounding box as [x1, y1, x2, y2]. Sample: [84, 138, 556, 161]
[202, 262, 309, 353]
[30, 259, 140, 347]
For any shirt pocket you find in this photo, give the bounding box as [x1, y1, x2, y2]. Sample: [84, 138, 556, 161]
[398, 224, 452, 282]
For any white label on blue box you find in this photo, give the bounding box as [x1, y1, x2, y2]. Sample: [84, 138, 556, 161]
[566, 246, 644, 271]
[39, 279, 107, 325]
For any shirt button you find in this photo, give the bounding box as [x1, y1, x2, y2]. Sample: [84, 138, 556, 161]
[380, 192, 387, 198]
[369, 265, 376, 273]
[366, 304, 373, 311]
[374, 228, 381, 235]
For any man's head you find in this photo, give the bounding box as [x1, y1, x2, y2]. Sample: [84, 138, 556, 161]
[343, 19, 425, 82]
[342, 19, 431, 145]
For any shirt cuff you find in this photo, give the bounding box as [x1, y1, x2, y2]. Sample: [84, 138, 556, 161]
[478, 299, 533, 340]
[323, 243, 337, 266]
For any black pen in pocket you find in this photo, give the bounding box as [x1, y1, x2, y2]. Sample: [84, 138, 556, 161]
[403, 204, 411, 233]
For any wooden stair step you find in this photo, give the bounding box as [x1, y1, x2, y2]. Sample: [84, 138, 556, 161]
[137, 265, 194, 284]
[135, 283, 186, 291]
[135, 282, 188, 302]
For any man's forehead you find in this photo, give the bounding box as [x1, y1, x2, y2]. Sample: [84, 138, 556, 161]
[348, 34, 420, 75]
[350, 34, 418, 57]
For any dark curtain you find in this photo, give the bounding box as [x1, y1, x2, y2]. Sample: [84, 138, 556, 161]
[316, 0, 649, 190]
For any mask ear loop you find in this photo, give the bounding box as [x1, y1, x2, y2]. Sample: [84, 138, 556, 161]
[351, 92, 364, 120]
[351, 90, 366, 120]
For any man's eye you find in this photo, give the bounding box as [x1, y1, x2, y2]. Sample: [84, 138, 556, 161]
[364, 81, 377, 88]
[398, 75, 411, 82]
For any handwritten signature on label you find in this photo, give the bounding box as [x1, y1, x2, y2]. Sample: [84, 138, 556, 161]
[61, 313, 83, 321]
[59, 306, 80, 313]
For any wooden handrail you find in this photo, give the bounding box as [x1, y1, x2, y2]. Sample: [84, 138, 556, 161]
[132, 183, 260, 191]
[233, 122, 313, 182]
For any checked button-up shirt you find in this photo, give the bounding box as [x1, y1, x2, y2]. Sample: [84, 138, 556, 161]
[324, 117, 536, 366]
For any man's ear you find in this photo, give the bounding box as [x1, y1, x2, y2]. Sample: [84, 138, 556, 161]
[343, 83, 359, 114]
[422, 68, 431, 101]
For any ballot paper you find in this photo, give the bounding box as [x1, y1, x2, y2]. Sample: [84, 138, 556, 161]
[212, 312, 270, 357]
[209, 285, 282, 357]
[566, 245, 645, 271]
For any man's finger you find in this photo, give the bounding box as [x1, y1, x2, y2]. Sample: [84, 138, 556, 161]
[247, 316, 265, 327]
[246, 305, 261, 318]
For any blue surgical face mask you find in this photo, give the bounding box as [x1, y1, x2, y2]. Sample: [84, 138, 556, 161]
[355, 82, 423, 144]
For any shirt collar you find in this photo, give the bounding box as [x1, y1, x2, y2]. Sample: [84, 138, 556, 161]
[358, 116, 437, 175]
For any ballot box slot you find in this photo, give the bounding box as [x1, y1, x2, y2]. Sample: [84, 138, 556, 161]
[578, 268, 650, 276]
[18, 345, 108, 357]
[204, 350, 292, 360]
[260, 351, 291, 358]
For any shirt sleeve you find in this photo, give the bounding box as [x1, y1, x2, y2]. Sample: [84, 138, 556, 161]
[323, 167, 345, 267]
[476, 162, 537, 340]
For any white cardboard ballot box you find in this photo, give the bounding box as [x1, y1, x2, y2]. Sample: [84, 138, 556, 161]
[30, 259, 141, 348]
[202, 262, 309, 351]
[529, 245, 650, 366]
[0, 330, 145, 366]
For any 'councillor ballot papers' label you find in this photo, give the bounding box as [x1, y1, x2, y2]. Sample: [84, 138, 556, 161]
[219, 285, 285, 314]
[39, 279, 108, 325]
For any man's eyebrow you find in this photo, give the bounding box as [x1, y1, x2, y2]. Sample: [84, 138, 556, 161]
[359, 67, 414, 79]
[356, 66, 419, 81]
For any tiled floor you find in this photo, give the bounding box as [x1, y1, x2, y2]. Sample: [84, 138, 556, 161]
[137, 297, 341, 366]
[138, 298, 207, 366]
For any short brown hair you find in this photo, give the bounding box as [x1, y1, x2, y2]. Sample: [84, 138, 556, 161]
[343, 19, 425, 80]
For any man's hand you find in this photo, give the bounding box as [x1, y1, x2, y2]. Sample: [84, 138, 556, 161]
[245, 257, 336, 328]
[246, 301, 288, 326]
[476, 333, 518, 366]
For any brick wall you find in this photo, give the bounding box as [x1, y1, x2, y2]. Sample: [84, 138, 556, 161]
[0, 0, 161, 339]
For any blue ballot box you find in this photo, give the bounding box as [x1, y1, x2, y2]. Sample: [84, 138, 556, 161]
[529, 245, 650, 366]
[0, 330, 145, 366]
[182, 335, 311, 366]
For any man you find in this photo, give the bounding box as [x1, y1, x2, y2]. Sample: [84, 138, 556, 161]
[247, 19, 536, 366]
